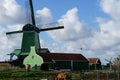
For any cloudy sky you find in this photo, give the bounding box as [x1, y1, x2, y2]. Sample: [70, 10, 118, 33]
[0, 0, 120, 64]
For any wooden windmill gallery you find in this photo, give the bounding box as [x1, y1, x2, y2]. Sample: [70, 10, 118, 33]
[5, 0, 89, 71]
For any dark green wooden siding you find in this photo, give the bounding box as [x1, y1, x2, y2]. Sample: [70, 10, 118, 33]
[89, 64, 102, 70]
[54, 61, 71, 69]
[21, 32, 40, 54]
[50, 60, 89, 71]
[73, 61, 89, 71]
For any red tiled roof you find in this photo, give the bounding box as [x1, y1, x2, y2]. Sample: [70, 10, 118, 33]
[88, 58, 99, 64]
[37, 52, 88, 62]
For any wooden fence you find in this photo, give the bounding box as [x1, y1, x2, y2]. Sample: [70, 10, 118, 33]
[71, 70, 120, 80]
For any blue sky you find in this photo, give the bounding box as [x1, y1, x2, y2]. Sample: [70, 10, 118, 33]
[16, 0, 109, 44]
[0, 0, 120, 64]
[16, 0, 109, 26]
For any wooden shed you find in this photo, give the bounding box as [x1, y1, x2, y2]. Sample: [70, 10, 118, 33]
[88, 58, 102, 70]
[38, 53, 89, 71]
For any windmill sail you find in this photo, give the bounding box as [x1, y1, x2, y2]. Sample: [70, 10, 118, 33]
[29, 0, 36, 26]
[6, 30, 23, 35]
[25, 0, 32, 24]
[25, 0, 36, 25]
[39, 22, 64, 32]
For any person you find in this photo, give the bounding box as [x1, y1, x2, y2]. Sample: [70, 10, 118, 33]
[26, 64, 31, 71]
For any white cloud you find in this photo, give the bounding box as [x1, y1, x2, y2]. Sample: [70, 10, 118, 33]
[0, 0, 25, 61]
[100, 0, 120, 20]
[93, 0, 120, 50]
[0, 25, 22, 61]
[0, 0, 26, 25]
[36, 7, 52, 25]
[47, 8, 93, 41]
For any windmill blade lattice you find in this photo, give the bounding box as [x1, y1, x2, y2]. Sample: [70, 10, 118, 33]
[25, 0, 32, 24]
[39, 22, 64, 32]
[6, 30, 23, 35]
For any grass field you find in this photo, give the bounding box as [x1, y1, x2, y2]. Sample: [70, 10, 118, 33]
[0, 67, 120, 80]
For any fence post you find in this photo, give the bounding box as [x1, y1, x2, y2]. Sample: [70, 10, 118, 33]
[114, 69, 118, 80]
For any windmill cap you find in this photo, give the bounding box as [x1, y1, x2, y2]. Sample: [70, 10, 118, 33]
[23, 24, 40, 32]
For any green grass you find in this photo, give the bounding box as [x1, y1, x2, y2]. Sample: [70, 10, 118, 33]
[0, 67, 120, 80]
[0, 71, 55, 80]
[0, 67, 55, 80]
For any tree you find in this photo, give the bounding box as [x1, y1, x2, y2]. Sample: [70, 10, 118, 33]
[112, 55, 120, 71]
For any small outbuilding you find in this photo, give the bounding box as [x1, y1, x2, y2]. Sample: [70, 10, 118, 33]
[88, 58, 102, 70]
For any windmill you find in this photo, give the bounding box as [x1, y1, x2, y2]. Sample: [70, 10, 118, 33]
[6, 0, 64, 66]
[105, 57, 113, 70]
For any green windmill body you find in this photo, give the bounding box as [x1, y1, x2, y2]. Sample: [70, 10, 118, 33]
[6, 0, 64, 66]
[21, 24, 40, 54]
